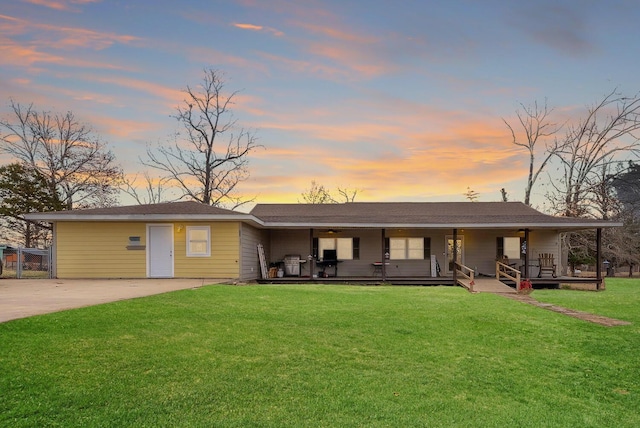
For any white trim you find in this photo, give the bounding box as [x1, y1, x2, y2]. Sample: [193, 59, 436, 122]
[186, 225, 211, 257]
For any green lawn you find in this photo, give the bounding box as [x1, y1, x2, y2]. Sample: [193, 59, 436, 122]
[1, 280, 639, 427]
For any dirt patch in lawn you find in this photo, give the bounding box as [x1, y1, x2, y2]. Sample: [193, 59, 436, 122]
[497, 293, 631, 327]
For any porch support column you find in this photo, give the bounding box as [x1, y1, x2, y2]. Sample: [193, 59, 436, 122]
[524, 228, 530, 279]
[309, 228, 315, 281]
[596, 227, 603, 290]
[381, 229, 387, 282]
[452, 228, 458, 284]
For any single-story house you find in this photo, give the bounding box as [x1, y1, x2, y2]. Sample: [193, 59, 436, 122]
[26, 201, 619, 288]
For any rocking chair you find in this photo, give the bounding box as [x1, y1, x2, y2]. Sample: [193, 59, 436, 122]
[537, 253, 557, 278]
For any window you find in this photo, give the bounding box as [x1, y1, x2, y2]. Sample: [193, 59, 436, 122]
[497, 237, 524, 260]
[186, 226, 210, 257]
[503, 237, 521, 259]
[389, 237, 425, 260]
[317, 237, 354, 260]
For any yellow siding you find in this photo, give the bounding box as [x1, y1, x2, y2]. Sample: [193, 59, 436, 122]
[56, 222, 147, 278]
[55, 221, 241, 279]
[174, 222, 240, 278]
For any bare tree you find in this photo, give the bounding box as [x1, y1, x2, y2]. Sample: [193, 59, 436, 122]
[547, 89, 640, 218]
[503, 100, 564, 206]
[0, 99, 122, 209]
[299, 181, 361, 203]
[613, 161, 640, 216]
[122, 172, 171, 205]
[609, 162, 640, 275]
[463, 187, 479, 202]
[604, 211, 640, 276]
[500, 188, 509, 202]
[335, 186, 361, 203]
[299, 180, 334, 204]
[142, 69, 261, 209]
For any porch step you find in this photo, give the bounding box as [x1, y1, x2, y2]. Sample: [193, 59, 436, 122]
[458, 277, 516, 293]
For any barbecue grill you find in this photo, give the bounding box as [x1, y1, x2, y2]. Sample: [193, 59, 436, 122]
[317, 249, 340, 277]
[283, 254, 302, 276]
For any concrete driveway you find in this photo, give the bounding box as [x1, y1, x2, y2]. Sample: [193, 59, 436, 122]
[0, 278, 224, 323]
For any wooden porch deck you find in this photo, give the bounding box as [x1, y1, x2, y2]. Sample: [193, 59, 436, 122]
[457, 277, 516, 293]
[256, 275, 602, 289]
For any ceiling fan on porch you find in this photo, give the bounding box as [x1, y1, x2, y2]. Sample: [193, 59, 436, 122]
[323, 229, 342, 234]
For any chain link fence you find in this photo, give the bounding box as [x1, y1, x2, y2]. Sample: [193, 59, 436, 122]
[0, 247, 52, 279]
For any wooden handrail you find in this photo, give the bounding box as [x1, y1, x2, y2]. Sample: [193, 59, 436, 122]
[496, 261, 522, 290]
[455, 262, 475, 292]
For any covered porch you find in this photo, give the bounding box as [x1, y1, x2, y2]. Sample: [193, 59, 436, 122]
[249, 202, 617, 289]
[255, 226, 607, 290]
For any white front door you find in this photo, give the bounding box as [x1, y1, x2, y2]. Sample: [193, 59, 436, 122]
[147, 224, 174, 278]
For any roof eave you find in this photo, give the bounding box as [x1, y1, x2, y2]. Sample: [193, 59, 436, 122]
[24, 213, 265, 226]
[260, 221, 622, 229]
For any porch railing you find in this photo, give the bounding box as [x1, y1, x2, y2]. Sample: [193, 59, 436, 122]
[455, 262, 475, 292]
[496, 260, 522, 291]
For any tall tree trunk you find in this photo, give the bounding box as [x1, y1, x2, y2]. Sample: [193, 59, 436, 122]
[25, 222, 31, 248]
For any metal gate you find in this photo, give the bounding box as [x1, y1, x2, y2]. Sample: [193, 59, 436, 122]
[0, 247, 52, 279]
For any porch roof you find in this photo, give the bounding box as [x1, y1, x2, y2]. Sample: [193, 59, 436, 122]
[249, 202, 620, 230]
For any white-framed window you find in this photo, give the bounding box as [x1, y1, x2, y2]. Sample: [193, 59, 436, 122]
[186, 226, 210, 257]
[318, 237, 354, 260]
[389, 237, 424, 260]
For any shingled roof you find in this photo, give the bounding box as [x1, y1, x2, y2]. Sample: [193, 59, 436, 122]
[249, 202, 618, 230]
[25, 201, 254, 222]
[26, 200, 619, 230]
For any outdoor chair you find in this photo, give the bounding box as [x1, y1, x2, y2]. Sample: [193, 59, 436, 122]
[538, 253, 557, 278]
[498, 255, 517, 271]
[496, 255, 518, 278]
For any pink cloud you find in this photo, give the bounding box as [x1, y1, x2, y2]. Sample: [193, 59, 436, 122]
[233, 22, 284, 36]
[234, 23, 263, 31]
[0, 37, 133, 71]
[297, 22, 376, 45]
[229, 3, 396, 79]
[0, 13, 139, 71]
[242, 96, 528, 203]
[183, 46, 269, 75]
[24, 0, 101, 12]
[256, 52, 348, 79]
[91, 116, 160, 140]
[77, 74, 183, 108]
[0, 13, 139, 49]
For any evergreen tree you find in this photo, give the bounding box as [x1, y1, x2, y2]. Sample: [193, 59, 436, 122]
[0, 163, 63, 247]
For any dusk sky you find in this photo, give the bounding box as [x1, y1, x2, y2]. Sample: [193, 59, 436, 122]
[1, 0, 639, 210]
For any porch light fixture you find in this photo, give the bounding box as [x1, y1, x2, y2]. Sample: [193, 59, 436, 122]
[176, 224, 184, 232]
